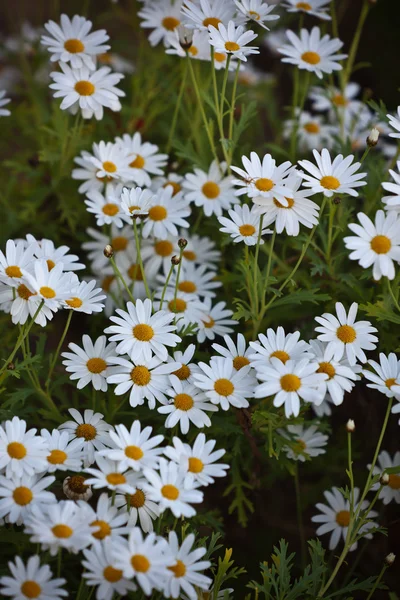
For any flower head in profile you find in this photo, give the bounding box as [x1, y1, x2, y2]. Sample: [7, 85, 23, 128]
[283, 0, 331, 20]
[208, 21, 259, 62]
[363, 352, 400, 399]
[234, 0, 280, 31]
[387, 106, 400, 139]
[298, 149, 367, 197]
[382, 161, 400, 214]
[369, 451, 400, 505]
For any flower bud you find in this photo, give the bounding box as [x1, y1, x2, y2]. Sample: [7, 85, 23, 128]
[346, 419, 355, 433]
[63, 475, 92, 501]
[104, 244, 114, 258]
[177, 25, 193, 51]
[380, 472, 390, 486]
[367, 127, 379, 147]
[385, 553, 395, 566]
[178, 238, 188, 249]
[7, 362, 15, 370]
[171, 255, 181, 265]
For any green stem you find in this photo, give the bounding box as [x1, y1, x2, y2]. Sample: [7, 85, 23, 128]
[46, 310, 73, 390]
[133, 220, 151, 299]
[294, 463, 306, 568]
[365, 564, 388, 600]
[388, 280, 400, 312]
[210, 46, 220, 120]
[227, 61, 241, 170]
[110, 257, 136, 304]
[252, 216, 264, 317]
[172, 247, 185, 317]
[167, 59, 188, 153]
[359, 145, 372, 164]
[343, 0, 370, 87]
[290, 66, 300, 161]
[326, 201, 338, 269]
[159, 263, 176, 310]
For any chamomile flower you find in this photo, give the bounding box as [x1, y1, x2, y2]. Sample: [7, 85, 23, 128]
[116, 132, 168, 188]
[138, 0, 183, 47]
[164, 531, 212, 600]
[212, 333, 254, 373]
[369, 451, 400, 505]
[82, 541, 137, 600]
[158, 378, 218, 434]
[154, 289, 206, 331]
[168, 344, 200, 384]
[183, 160, 236, 218]
[142, 186, 191, 239]
[344, 210, 400, 281]
[59, 408, 113, 467]
[62, 335, 117, 392]
[0, 239, 36, 287]
[115, 478, 160, 533]
[83, 225, 135, 272]
[218, 203, 271, 245]
[181, 0, 236, 31]
[63, 279, 106, 314]
[107, 355, 181, 409]
[387, 106, 400, 139]
[49, 63, 125, 120]
[99, 421, 164, 472]
[254, 358, 327, 417]
[143, 458, 203, 518]
[234, 0, 280, 31]
[309, 83, 361, 120]
[0, 556, 67, 600]
[164, 433, 229, 487]
[63, 475, 93, 502]
[279, 424, 328, 462]
[25, 500, 94, 555]
[0, 417, 48, 479]
[249, 326, 311, 372]
[160, 262, 221, 299]
[1, 280, 54, 328]
[85, 187, 129, 228]
[85, 456, 136, 494]
[283, 0, 331, 20]
[180, 232, 221, 270]
[0, 473, 55, 524]
[312, 487, 378, 551]
[166, 28, 211, 60]
[208, 21, 259, 62]
[193, 356, 254, 411]
[382, 163, 400, 218]
[23, 260, 76, 311]
[41, 429, 83, 473]
[72, 149, 111, 194]
[314, 302, 379, 366]
[0, 90, 11, 116]
[41, 14, 110, 69]
[141, 236, 178, 278]
[362, 353, 400, 399]
[84, 493, 130, 543]
[298, 148, 367, 197]
[120, 186, 154, 218]
[231, 152, 295, 205]
[284, 111, 336, 151]
[88, 141, 132, 182]
[196, 298, 237, 343]
[29, 236, 85, 273]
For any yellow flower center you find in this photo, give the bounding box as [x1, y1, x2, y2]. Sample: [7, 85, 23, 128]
[130, 365, 151, 386]
[233, 355, 250, 370]
[249, 10, 261, 19]
[162, 16, 180, 31]
[370, 235, 391, 254]
[336, 325, 356, 344]
[112, 236, 128, 251]
[332, 93, 348, 107]
[47, 449, 68, 465]
[214, 378, 234, 396]
[189, 46, 198, 56]
[86, 357, 107, 374]
[188, 457, 204, 473]
[128, 489, 146, 508]
[385, 378, 397, 389]
[64, 38, 85, 53]
[67, 475, 89, 494]
[335, 510, 350, 527]
[179, 280, 197, 293]
[225, 41, 240, 52]
[168, 298, 187, 313]
[106, 473, 126, 486]
[280, 374, 301, 392]
[203, 17, 221, 28]
[5, 265, 22, 278]
[255, 178, 274, 192]
[91, 519, 111, 540]
[214, 52, 226, 62]
[131, 554, 150, 572]
[103, 566, 123, 583]
[155, 240, 173, 257]
[102, 203, 119, 216]
[317, 361, 336, 379]
[133, 323, 154, 341]
[125, 445, 144, 460]
[183, 250, 196, 261]
[13, 486, 33, 506]
[304, 122, 320, 134]
[39, 286, 56, 299]
[102, 161, 117, 173]
[17, 284, 36, 300]
[388, 474, 400, 489]
[202, 181, 220, 199]
[75, 423, 97, 441]
[161, 484, 180, 500]
[130, 154, 146, 169]
[203, 316, 215, 329]
[273, 197, 295, 209]
[173, 364, 191, 380]
[296, 2, 312, 9]
[270, 350, 290, 363]
[46, 259, 56, 271]
[74, 80, 95, 96]
[149, 205, 167, 221]
[168, 559, 187, 578]
[128, 205, 141, 213]
[98, 52, 112, 64]
[239, 224, 256, 236]
[127, 264, 144, 281]
[164, 181, 182, 195]
[7, 442, 27, 459]
[52, 524, 73, 538]
[20, 581, 41, 598]
[320, 175, 340, 190]
[65, 297, 83, 308]
[174, 393, 194, 411]
[293, 439, 307, 454]
[301, 51, 321, 65]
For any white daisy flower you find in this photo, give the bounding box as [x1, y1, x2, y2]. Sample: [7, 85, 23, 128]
[158, 378, 218, 434]
[41, 429, 83, 473]
[283, 110, 336, 151]
[99, 421, 164, 471]
[25, 500, 94, 555]
[142, 236, 178, 278]
[362, 352, 400, 399]
[369, 451, 400, 505]
[181, 0, 236, 31]
[278, 27, 346, 79]
[308, 339, 360, 406]
[0, 473, 55, 524]
[49, 64, 125, 120]
[180, 232, 221, 271]
[279, 424, 328, 462]
[85, 187, 130, 229]
[0, 280, 54, 328]
[249, 326, 311, 372]
[382, 161, 400, 214]
[167, 344, 200, 384]
[107, 355, 181, 409]
[83, 225, 135, 272]
[151, 173, 184, 196]
[23, 260, 76, 312]
[0, 90, 11, 117]
[82, 541, 137, 600]
[0, 239, 36, 288]
[312, 487, 378, 551]
[0, 556, 67, 600]
[298, 148, 367, 198]
[218, 203, 272, 245]
[344, 210, 400, 281]
[234, 0, 280, 31]
[309, 82, 361, 120]
[387, 106, 400, 139]
[97, 51, 135, 74]
[84, 493, 130, 543]
[142, 186, 191, 239]
[116, 132, 168, 188]
[196, 298, 237, 343]
[120, 186, 154, 218]
[59, 408, 113, 467]
[112, 527, 173, 595]
[164, 531, 212, 600]
[254, 358, 327, 417]
[29, 236, 85, 273]
[159, 262, 221, 299]
[312, 391, 335, 417]
[314, 302, 379, 366]
[153, 289, 206, 331]
[115, 477, 160, 533]
[193, 356, 254, 411]
[231, 152, 295, 205]
[212, 333, 254, 373]
[166, 28, 211, 61]
[143, 458, 203, 518]
[85, 456, 136, 494]
[254, 175, 320, 236]
[72, 148, 106, 194]
[105, 298, 181, 362]
[63, 279, 106, 314]
[88, 141, 132, 182]
[183, 160, 236, 218]
[208, 21, 259, 62]
[62, 335, 117, 392]
[138, 0, 183, 47]
[0, 417, 48, 479]
[164, 433, 229, 487]
[41, 14, 110, 69]
[283, 0, 331, 20]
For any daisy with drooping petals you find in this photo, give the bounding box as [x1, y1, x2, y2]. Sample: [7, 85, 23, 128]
[0, 417, 48, 479]
[254, 358, 327, 417]
[231, 152, 295, 205]
[298, 149, 367, 197]
[362, 353, 400, 399]
[62, 335, 117, 392]
[82, 541, 137, 600]
[23, 260, 76, 312]
[312, 487, 378, 551]
[382, 161, 400, 214]
[344, 210, 400, 281]
[314, 302, 378, 366]
[387, 106, 400, 139]
[72, 148, 107, 194]
[116, 132, 168, 188]
[0, 555, 67, 600]
[49, 64, 125, 120]
[234, 0, 280, 31]
[59, 408, 113, 467]
[0, 280, 54, 328]
[283, 0, 331, 20]
[279, 424, 328, 462]
[85, 456, 136, 494]
[85, 186, 130, 229]
[0, 239, 36, 287]
[166, 27, 211, 61]
[41, 429, 83, 473]
[158, 378, 218, 434]
[120, 186, 154, 218]
[208, 21, 259, 62]
[181, 0, 236, 31]
[369, 451, 400, 505]
[84, 493, 130, 543]
[197, 298, 237, 343]
[41, 14, 110, 69]
[63, 279, 106, 314]
[183, 160, 236, 218]
[218, 203, 271, 245]
[99, 421, 164, 472]
[143, 458, 203, 518]
[0, 90, 11, 116]
[249, 326, 311, 372]
[0, 473, 55, 524]
[193, 357, 254, 411]
[278, 27, 346, 79]
[115, 477, 161, 533]
[164, 531, 212, 600]
[142, 187, 191, 239]
[138, 0, 183, 47]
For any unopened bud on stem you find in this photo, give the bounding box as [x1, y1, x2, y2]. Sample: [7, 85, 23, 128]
[178, 25, 193, 51]
[104, 244, 114, 258]
[171, 255, 181, 266]
[178, 238, 188, 249]
[367, 127, 379, 147]
[385, 553, 395, 566]
[346, 419, 355, 433]
[380, 472, 390, 486]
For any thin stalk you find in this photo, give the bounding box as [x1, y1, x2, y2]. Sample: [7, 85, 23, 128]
[110, 256, 136, 304]
[210, 46, 220, 119]
[289, 66, 300, 161]
[365, 563, 388, 600]
[294, 463, 306, 568]
[343, 0, 370, 87]
[252, 216, 264, 317]
[167, 59, 188, 153]
[326, 201, 338, 270]
[227, 60, 241, 170]
[359, 145, 372, 164]
[388, 280, 400, 312]
[133, 219, 151, 299]
[46, 310, 73, 390]
[172, 247, 185, 316]
[159, 263, 176, 310]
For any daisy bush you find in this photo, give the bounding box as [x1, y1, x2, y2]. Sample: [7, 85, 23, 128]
[1, 1, 400, 598]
